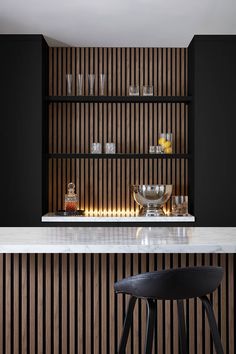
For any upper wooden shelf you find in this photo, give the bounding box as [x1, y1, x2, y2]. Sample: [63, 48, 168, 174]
[46, 96, 192, 104]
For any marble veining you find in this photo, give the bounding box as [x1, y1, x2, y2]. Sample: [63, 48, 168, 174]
[0, 227, 235, 253]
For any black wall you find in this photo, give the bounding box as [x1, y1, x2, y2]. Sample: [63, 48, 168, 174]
[0, 35, 48, 226]
[188, 35, 236, 226]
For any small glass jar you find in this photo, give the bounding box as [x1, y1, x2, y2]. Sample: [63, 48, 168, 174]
[155, 145, 164, 154]
[105, 143, 116, 154]
[129, 85, 139, 96]
[149, 145, 156, 154]
[64, 182, 79, 213]
[91, 143, 102, 154]
[158, 133, 173, 154]
[171, 196, 188, 216]
[143, 85, 154, 96]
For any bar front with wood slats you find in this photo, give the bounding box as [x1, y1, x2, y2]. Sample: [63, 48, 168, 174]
[0, 253, 234, 354]
[47, 48, 189, 214]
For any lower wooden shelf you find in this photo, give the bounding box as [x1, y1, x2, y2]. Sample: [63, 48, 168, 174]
[42, 213, 195, 223]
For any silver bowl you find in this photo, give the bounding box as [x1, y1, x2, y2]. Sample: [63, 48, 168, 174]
[131, 184, 172, 216]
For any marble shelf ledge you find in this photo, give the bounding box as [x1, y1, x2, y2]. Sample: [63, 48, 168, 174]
[0, 227, 235, 253]
[41, 213, 195, 223]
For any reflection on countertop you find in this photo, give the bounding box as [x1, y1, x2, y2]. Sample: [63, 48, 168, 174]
[0, 227, 235, 253]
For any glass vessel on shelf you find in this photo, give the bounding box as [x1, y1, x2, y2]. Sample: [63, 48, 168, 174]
[129, 85, 139, 96]
[100, 74, 106, 95]
[158, 133, 173, 154]
[149, 145, 156, 154]
[105, 143, 116, 154]
[64, 182, 79, 213]
[143, 85, 154, 96]
[91, 142, 102, 154]
[171, 196, 188, 216]
[77, 74, 83, 95]
[88, 74, 95, 95]
[66, 74, 73, 96]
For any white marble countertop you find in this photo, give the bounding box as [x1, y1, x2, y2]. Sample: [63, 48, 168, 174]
[0, 227, 235, 253]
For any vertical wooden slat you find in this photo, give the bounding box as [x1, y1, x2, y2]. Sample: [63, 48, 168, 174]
[53, 254, 59, 354]
[61, 254, 67, 354]
[46, 254, 51, 354]
[5, 254, 11, 354]
[29, 254, 35, 354]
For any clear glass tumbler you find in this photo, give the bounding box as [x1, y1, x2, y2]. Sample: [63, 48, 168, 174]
[88, 74, 95, 96]
[149, 145, 156, 154]
[171, 196, 188, 216]
[100, 74, 106, 95]
[105, 143, 116, 154]
[77, 74, 83, 95]
[129, 85, 139, 96]
[143, 85, 154, 96]
[66, 74, 73, 96]
[91, 143, 102, 154]
[155, 145, 164, 154]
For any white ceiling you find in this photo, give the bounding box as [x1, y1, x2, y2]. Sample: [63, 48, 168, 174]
[1, 0, 236, 47]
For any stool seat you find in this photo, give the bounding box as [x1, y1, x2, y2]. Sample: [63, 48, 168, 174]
[114, 266, 224, 300]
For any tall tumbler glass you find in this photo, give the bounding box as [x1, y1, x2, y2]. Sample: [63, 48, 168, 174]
[88, 74, 95, 96]
[66, 74, 73, 96]
[77, 74, 83, 95]
[100, 74, 106, 95]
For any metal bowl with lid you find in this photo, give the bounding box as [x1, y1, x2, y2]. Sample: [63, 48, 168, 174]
[131, 184, 172, 216]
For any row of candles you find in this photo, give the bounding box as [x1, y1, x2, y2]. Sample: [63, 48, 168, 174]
[66, 74, 155, 96]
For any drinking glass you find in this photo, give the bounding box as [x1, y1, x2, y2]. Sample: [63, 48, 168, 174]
[149, 145, 156, 154]
[88, 74, 95, 96]
[171, 196, 188, 216]
[100, 74, 106, 95]
[129, 85, 139, 96]
[155, 145, 164, 154]
[143, 85, 154, 96]
[77, 74, 83, 95]
[66, 74, 73, 96]
[105, 143, 116, 154]
[91, 143, 102, 154]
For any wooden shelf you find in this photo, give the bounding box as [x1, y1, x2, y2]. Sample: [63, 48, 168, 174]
[47, 153, 190, 159]
[46, 96, 192, 104]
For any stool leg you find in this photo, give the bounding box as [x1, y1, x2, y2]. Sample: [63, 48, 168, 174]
[177, 300, 188, 354]
[118, 296, 137, 354]
[145, 299, 156, 354]
[200, 295, 224, 354]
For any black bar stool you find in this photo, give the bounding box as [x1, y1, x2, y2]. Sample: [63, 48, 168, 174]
[114, 266, 224, 354]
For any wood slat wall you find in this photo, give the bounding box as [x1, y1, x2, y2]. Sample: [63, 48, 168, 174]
[0, 253, 234, 354]
[48, 48, 188, 214]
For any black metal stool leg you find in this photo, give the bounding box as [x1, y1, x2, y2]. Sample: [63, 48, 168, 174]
[145, 299, 156, 354]
[118, 296, 137, 354]
[200, 295, 224, 354]
[177, 300, 188, 354]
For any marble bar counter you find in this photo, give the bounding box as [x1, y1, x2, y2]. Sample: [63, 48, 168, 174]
[0, 227, 235, 253]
